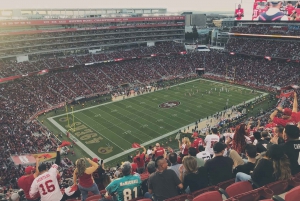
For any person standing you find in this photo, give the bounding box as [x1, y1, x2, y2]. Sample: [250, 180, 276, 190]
[18, 158, 40, 201]
[92, 158, 105, 190]
[148, 156, 183, 201]
[133, 146, 147, 174]
[73, 158, 100, 201]
[204, 128, 220, 157]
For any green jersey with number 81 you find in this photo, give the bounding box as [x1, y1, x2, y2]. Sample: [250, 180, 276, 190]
[106, 174, 141, 201]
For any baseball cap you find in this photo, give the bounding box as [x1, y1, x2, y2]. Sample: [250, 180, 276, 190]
[283, 108, 292, 116]
[25, 166, 35, 174]
[213, 142, 227, 153]
[10, 193, 19, 201]
[92, 158, 99, 163]
[192, 132, 198, 137]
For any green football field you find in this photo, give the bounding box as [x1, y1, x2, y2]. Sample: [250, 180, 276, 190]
[47, 79, 266, 162]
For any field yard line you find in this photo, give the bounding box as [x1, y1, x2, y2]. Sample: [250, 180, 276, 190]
[90, 106, 157, 140]
[50, 78, 263, 119]
[77, 112, 133, 148]
[50, 78, 205, 118]
[104, 92, 269, 162]
[48, 117, 99, 158]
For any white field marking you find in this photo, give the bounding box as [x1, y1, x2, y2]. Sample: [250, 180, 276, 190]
[50, 78, 204, 118]
[47, 117, 99, 159]
[103, 92, 268, 162]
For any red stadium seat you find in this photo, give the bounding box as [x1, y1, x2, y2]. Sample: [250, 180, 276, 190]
[265, 180, 289, 195]
[225, 181, 253, 198]
[228, 187, 273, 201]
[285, 185, 300, 201]
[191, 185, 219, 197]
[193, 191, 222, 201]
[217, 178, 235, 190]
[288, 177, 300, 187]
[164, 194, 193, 201]
[86, 195, 101, 201]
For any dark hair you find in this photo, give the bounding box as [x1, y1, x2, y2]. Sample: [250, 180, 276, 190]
[198, 145, 205, 152]
[261, 131, 269, 138]
[168, 153, 177, 164]
[38, 163, 47, 172]
[253, 132, 261, 140]
[188, 147, 197, 157]
[285, 125, 300, 140]
[245, 144, 257, 158]
[211, 128, 218, 134]
[275, 126, 284, 134]
[232, 123, 248, 154]
[155, 156, 164, 168]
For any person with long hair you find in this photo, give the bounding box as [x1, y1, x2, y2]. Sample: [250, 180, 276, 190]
[236, 144, 291, 187]
[228, 123, 252, 154]
[178, 137, 191, 157]
[73, 158, 100, 201]
[179, 156, 209, 193]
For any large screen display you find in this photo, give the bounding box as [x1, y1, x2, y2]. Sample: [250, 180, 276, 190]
[234, 1, 300, 21]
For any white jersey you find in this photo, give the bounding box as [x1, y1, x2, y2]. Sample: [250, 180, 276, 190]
[196, 151, 211, 161]
[30, 164, 62, 201]
[204, 134, 220, 155]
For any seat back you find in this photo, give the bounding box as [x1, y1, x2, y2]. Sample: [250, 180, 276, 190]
[265, 180, 288, 195]
[191, 185, 219, 197]
[230, 189, 261, 201]
[86, 195, 101, 201]
[226, 181, 253, 198]
[285, 185, 300, 201]
[217, 178, 235, 190]
[192, 191, 222, 201]
[288, 177, 300, 187]
[164, 194, 193, 201]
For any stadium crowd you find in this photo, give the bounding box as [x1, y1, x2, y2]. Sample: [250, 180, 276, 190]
[230, 25, 300, 36]
[0, 38, 299, 200]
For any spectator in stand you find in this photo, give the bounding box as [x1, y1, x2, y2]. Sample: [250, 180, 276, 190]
[227, 123, 252, 154]
[142, 161, 156, 198]
[234, 145, 257, 181]
[29, 147, 62, 201]
[178, 137, 191, 158]
[204, 128, 220, 157]
[179, 156, 209, 193]
[92, 158, 105, 190]
[17, 158, 40, 201]
[188, 147, 205, 167]
[152, 143, 165, 159]
[148, 156, 183, 201]
[204, 142, 234, 185]
[72, 158, 100, 201]
[270, 93, 298, 126]
[253, 132, 269, 153]
[281, 125, 300, 175]
[196, 145, 211, 161]
[103, 162, 141, 201]
[258, 1, 288, 21]
[270, 126, 285, 145]
[133, 146, 147, 174]
[167, 153, 181, 178]
[191, 132, 203, 150]
[236, 144, 291, 187]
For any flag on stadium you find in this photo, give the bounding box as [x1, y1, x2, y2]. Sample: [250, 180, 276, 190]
[60, 141, 72, 147]
[132, 143, 141, 148]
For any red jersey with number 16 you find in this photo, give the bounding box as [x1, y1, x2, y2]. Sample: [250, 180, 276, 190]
[30, 164, 63, 201]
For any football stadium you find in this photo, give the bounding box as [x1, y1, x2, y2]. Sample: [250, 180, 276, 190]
[1, 0, 300, 201]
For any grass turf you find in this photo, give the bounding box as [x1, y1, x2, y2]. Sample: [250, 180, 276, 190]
[45, 79, 265, 165]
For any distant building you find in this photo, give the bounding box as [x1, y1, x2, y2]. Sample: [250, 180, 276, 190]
[213, 20, 222, 27]
[183, 13, 206, 27]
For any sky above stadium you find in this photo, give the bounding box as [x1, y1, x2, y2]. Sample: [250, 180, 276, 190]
[2, 0, 253, 12]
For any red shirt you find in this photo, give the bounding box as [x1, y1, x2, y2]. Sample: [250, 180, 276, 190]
[192, 138, 203, 149]
[273, 113, 299, 126]
[78, 173, 94, 188]
[18, 175, 40, 200]
[235, 8, 244, 20]
[133, 153, 145, 168]
[154, 147, 165, 157]
[286, 5, 295, 15]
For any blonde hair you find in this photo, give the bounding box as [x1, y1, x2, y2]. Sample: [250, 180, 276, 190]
[183, 137, 191, 148]
[273, 155, 291, 181]
[182, 156, 197, 174]
[76, 158, 86, 177]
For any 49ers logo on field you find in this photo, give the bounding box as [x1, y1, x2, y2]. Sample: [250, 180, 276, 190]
[159, 101, 181, 109]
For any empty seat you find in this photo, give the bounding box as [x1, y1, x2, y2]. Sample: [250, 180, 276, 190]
[217, 178, 235, 190]
[164, 194, 193, 201]
[191, 186, 219, 197]
[228, 187, 273, 201]
[193, 191, 222, 201]
[225, 181, 253, 198]
[283, 185, 300, 201]
[265, 180, 289, 195]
